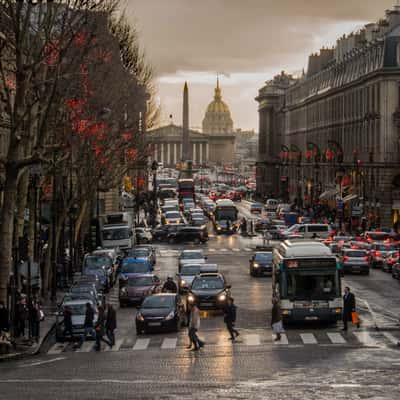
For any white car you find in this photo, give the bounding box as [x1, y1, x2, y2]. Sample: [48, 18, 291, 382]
[178, 250, 207, 272]
[164, 211, 183, 225]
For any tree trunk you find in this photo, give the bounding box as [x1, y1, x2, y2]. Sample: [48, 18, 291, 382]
[14, 170, 30, 243]
[0, 169, 18, 304]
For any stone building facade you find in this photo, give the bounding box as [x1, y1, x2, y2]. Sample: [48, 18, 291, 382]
[256, 6, 400, 228]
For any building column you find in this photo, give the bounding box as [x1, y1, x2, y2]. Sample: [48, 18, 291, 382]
[160, 143, 164, 165]
[180, 143, 182, 160]
[199, 142, 203, 164]
[205, 142, 209, 163]
[192, 143, 196, 163]
[167, 143, 170, 166]
[154, 143, 158, 161]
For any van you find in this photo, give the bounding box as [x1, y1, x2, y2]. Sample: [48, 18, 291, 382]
[265, 199, 278, 211]
[283, 224, 332, 239]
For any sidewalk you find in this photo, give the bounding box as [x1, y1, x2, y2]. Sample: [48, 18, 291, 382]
[0, 292, 64, 361]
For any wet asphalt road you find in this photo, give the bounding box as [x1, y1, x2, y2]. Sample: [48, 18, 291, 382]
[1, 204, 400, 399]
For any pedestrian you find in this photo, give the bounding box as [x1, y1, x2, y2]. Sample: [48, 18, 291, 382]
[271, 298, 284, 341]
[105, 303, 117, 347]
[29, 300, 41, 343]
[342, 286, 357, 332]
[80, 303, 96, 345]
[63, 306, 73, 339]
[0, 301, 9, 338]
[16, 296, 28, 338]
[223, 297, 240, 341]
[188, 304, 204, 351]
[94, 305, 111, 351]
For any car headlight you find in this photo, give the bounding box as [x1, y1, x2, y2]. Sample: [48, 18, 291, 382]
[188, 294, 195, 302]
[253, 263, 259, 268]
[217, 226, 221, 231]
[165, 310, 175, 321]
[218, 294, 226, 302]
[136, 312, 144, 321]
[120, 287, 127, 295]
[180, 279, 186, 286]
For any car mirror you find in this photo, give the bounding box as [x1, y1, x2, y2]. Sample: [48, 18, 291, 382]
[226, 285, 231, 289]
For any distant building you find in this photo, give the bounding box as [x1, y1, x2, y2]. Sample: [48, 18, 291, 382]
[256, 5, 400, 228]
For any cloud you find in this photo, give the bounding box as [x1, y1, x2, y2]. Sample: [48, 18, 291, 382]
[125, 0, 395, 130]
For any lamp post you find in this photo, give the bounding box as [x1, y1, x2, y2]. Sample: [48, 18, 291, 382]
[151, 160, 158, 228]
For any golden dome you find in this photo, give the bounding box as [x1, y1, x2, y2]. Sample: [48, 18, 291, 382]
[202, 79, 233, 134]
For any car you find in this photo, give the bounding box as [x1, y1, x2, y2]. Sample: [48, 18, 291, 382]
[73, 274, 104, 294]
[82, 254, 113, 290]
[135, 227, 153, 244]
[60, 292, 98, 308]
[265, 198, 278, 211]
[392, 261, 400, 279]
[339, 249, 370, 275]
[119, 274, 161, 307]
[176, 264, 218, 293]
[125, 246, 156, 266]
[119, 258, 153, 285]
[135, 293, 188, 334]
[55, 299, 98, 341]
[250, 202, 263, 214]
[178, 250, 207, 271]
[364, 231, 392, 243]
[369, 242, 399, 268]
[152, 224, 180, 242]
[382, 251, 399, 273]
[160, 205, 179, 216]
[167, 226, 208, 244]
[187, 272, 231, 310]
[191, 216, 207, 227]
[282, 224, 332, 239]
[163, 211, 183, 225]
[255, 218, 271, 232]
[249, 251, 273, 276]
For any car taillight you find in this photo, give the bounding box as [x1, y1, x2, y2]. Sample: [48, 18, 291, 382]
[364, 256, 369, 261]
[343, 256, 349, 261]
[375, 251, 380, 257]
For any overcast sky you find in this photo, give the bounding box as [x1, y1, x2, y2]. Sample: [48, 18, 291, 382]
[125, 0, 395, 131]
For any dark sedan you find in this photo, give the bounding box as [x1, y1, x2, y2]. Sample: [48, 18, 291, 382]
[135, 293, 187, 334]
[249, 251, 273, 277]
[119, 274, 161, 307]
[152, 224, 180, 242]
[187, 273, 231, 310]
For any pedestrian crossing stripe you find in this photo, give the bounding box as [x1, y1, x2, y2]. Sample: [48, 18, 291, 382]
[47, 330, 400, 354]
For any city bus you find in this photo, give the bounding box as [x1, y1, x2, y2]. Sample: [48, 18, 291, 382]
[272, 240, 342, 324]
[212, 199, 239, 233]
[177, 178, 195, 201]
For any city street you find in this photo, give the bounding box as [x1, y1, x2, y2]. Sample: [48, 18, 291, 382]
[1, 216, 400, 399]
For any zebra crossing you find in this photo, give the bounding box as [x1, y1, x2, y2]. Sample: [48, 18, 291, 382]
[159, 247, 254, 257]
[46, 329, 400, 354]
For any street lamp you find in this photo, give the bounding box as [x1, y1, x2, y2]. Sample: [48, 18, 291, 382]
[151, 160, 158, 228]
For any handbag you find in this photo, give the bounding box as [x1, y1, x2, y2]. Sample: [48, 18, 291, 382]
[351, 311, 360, 326]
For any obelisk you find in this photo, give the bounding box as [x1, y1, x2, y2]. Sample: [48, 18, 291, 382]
[182, 81, 190, 160]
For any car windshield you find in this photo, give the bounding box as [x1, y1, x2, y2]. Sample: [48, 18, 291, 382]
[121, 263, 149, 274]
[127, 249, 150, 257]
[71, 286, 94, 294]
[84, 256, 112, 269]
[376, 244, 397, 251]
[128, 276, 154, 286]
[142, 296, 175, 309]
[254, 253, 272, 261]
[102, 228, 130, 240]
[346, 251, 366, 257]
[287, 224, 301, 232]
[192, 276, 224, 290]
[181, 252, 203, 259]
[63, 294, 92, 302]
[286, 271, 338, 300]
[368, 233, 389, 240]
[181, 265, 201, 275]
[64, 304, 87, 315]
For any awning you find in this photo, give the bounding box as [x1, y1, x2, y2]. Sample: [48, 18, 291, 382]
[343, 194, 358, 203]
[319, 188, 338, 200]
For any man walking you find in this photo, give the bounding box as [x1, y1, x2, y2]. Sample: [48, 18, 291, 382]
[105, 304, 116, 347]
[271, 298, 284, 341]
[342, 286, 356, 332]
[223, 297, 239, 341]
[188, 304, 204, 351]
[0, 301, 9, 340]
[63, 306, 73, 339]
[94, 305, 111, 351]
[80, 303, 96, 345]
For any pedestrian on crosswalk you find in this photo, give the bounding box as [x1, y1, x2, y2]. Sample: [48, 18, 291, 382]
[271, 298, 284, 341]
[94, 305, 112, 351]
[79, 303, 96, 346]
[187, 304, 204, 351]
[224, 297, 239, 341]
[105, 304, 116, 347]
[342, 286, 357, 332]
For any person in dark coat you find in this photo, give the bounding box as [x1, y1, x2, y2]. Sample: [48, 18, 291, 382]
[94, 305, 111, 351]
[105, 304, 117, 347]
[223, 297, 239, 341]
[0, 301, 9, 335]
[271, 298, 284, 341]
[29, 301, 41, 343]
[16, 296, 28, 337]
[63, 306, 73, 338]
[80, 303, 96, 345]
[342, 286, 356, 331]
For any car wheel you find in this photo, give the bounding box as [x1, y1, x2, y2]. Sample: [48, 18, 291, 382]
[142, 238, 149, 244]
[168, 237, 175, 244]
[136, 327, 143, 335]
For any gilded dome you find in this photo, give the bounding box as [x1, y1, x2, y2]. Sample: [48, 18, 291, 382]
[202, 79, 233, 134]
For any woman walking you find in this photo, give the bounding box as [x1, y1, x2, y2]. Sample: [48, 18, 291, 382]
[271, 298, 284, 341]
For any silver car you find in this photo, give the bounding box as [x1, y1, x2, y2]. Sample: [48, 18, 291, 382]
[339, 249, 369, 275]
[178, 250, 207, 272]
[176, 264, 218, 292]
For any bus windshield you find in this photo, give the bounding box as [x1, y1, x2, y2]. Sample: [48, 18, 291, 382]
[215, 208, 237, 221]
[286, 270, 339, 300]
[102, 228, 130, 240]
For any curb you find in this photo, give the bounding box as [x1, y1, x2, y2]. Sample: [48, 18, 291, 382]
[33, 321, 56, 355]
